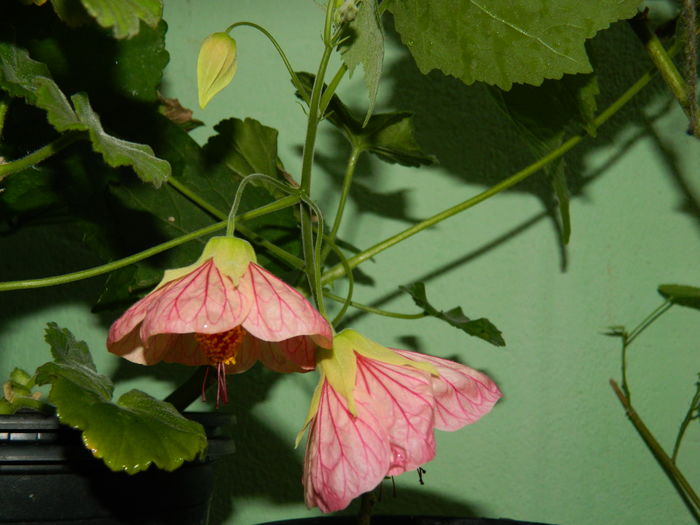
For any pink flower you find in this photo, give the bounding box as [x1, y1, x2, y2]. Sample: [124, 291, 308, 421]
[298, 329, 501, 513]
[107, 236, 332, 402]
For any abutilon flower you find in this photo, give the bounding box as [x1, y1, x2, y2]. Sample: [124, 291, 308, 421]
[298, 329, 501, 513]
[107, 236, 332, 403]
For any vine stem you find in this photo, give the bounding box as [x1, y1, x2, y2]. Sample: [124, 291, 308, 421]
[0, 131, 84, 181]
[320, 51, 664, 286]
[610, 379, 700, 519]
[672, 380, 700, 462]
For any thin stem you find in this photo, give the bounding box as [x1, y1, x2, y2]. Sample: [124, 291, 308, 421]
[227, 173, 301, 235]
[325, 241, 354, 326]
[166, 177, 304, 270]
[322, 145, 362, 262]
[0, 132, 84, 181]
[629, 14, 699, 135]
[320, 54, 664, 285]
[0, 221, 225, 291]
[300, 198, 328, 318]
[225, 21, 309, 103]
[626, 300, 673, 346]
[610, 379, 700, 519]
[319, 62, 348, 116]
[324, 290, 427, 320]
[672, 379, 700, 462]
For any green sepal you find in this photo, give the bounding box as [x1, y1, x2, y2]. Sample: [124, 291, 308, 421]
[35, 323, 207, 474]
[400, 282, 505, 347]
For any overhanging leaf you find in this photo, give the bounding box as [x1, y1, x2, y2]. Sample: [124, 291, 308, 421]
[658, 284, 700, 310]
[78, 0, 162, 39]
[35, 323, 207, 473]
[386, 0, 641, 89]
[339, 0, 384, 125]
[400, 282, 505, 347]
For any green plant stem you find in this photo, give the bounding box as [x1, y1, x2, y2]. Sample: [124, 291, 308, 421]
[225, 21, 309, 103]
[610, 379, 700, 519]
[324, 241, 355, 325]
[166, 177, 304, 270]
[322, 145, 362, 262]
[324, 290, 426, 320]
[672, 380, 700, 462]
[0, 132, 83, 181]
[319, 62, 348, 115]
[629, 14, 699, 135]
[320, 55, 662, 286]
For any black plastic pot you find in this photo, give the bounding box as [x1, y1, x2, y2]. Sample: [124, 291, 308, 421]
[260, 516, 556, 525]
[0, 410, 234, 524]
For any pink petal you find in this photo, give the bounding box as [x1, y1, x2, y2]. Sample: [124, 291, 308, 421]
[303, 381, 391, 513]
[241, 264, 332, 348]
[355, 355, 436, 475]
[140, 259, 252, 341]
[394, 350, 502, 431]
[226, 337, 305, 374]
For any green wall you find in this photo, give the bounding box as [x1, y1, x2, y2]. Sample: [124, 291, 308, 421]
[1, 1, 699, 524]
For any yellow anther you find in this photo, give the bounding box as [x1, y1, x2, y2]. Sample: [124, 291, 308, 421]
[195, 326, 246, 365]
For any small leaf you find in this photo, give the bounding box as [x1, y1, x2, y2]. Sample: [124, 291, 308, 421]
[71, 93, 170, 187]
[79, 0, 163, 39]
[339, 0, 384, 124]
[400, 282, 505, 347]
[36, 324, 207, 473]
[658, 284, 700, 310]
[296, 72, 435, 167]
[385, 0, 642, 89]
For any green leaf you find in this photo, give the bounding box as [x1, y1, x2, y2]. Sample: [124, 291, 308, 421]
[400, 282, 505, 347]
[658, 284, 700, 310]
[385, 0, 641, 89]
[79, 0, 163, 39]
[297, 72, 435, 167]
[339, 0, 384, 125]
[35, 324, 207, 473]
[71, 93, 170, 187]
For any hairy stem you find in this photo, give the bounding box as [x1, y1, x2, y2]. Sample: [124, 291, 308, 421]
[0, 132, 84, 181]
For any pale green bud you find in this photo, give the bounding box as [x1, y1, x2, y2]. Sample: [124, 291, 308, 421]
[197, 32, 238, 109]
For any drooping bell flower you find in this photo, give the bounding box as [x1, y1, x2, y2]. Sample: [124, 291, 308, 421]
[298, 329, 501, 513]
[107, 236, 332, 403]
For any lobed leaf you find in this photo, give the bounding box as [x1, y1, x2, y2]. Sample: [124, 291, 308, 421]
[386, 0, 641, 89]
[79, 0, 163, 39]
[35, 324, 207, 473]
[400, 282, 505, 347]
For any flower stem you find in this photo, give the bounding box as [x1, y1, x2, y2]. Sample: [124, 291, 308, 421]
[0, 132, 84, 181]
[225, 21, 309, 103]
[320, 54, 663, 285]
[324, 290, 426, 320]
[610, 379, 700, 519]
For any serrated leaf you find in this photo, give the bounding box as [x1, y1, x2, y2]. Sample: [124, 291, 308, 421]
[658, 284, 700, 310]
[79, 0, 162, 39]
[339, 0, 384, 125]
[296, 72, 435, 167]
[400, 282, 505, 347]
[71, 93, 170, 187]
[35, 324, 206, 473]
[386, 0, 641, 89]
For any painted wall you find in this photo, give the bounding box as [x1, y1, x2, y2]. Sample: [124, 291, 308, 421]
[1, 1, 698, 524]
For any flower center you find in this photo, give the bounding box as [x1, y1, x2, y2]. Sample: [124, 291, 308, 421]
[195, 326, 246, 365]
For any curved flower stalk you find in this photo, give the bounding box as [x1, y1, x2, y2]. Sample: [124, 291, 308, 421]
[298, 329, 502, 512]
[107, 236, 332, 403]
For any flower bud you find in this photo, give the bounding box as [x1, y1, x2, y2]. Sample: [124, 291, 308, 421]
[197, 32, 238, 109]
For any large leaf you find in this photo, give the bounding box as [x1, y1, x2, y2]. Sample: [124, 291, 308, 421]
[386, 0, 641, 89]
[72, 0, 163, 39]
[658, 284, 700, 310]
[400, 282, 505, 347]
[35, 323, 207, 474]
[339, 0, 384, 124]
[297, 72, 435, 167]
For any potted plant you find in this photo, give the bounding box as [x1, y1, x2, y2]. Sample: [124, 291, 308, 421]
[0, 1, 697, 524]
